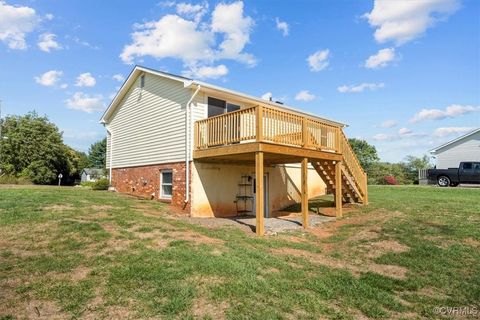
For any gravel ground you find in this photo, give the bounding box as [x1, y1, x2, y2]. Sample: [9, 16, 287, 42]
[181, 214, 334, 234]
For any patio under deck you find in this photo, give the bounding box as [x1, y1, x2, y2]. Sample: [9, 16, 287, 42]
[193, 105, 367, 235]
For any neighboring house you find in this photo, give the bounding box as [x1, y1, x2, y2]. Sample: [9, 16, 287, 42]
[100, 66, 367, 235]
[430, 128, 480, 169]
[81, 168, 104, 183]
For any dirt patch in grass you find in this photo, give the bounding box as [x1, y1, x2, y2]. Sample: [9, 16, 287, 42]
[272, 247, 408, 280]
[318, 206, 356, 217]
[464, 237, 480, 247]
[307, 213, 377, 239]
[417, 287, 449, 300]
[106, 238, 133, 252]
[100, 222, 119, 235]
[133, 203, 167, 218]
[167, 230, 225, 245]
[0, 298, 68, 320]
[190, 275, 229, 319]
[105, 305, 135, 319]
[43, 204, 74, 212]
[191, 297, 228, 320]
[71, 266, 91, 281]
[90, 205, 115, 211]
[361, 240, 410, 258]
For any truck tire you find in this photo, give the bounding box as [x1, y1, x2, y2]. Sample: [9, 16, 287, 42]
[437, 176, 450, 187]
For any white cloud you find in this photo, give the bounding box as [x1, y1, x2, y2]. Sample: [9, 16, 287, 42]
[34, 70, 63, 86]
[365, 47, 396, 69]
[373, 133, 390, 141]
[398, 127, 413, 135]
[364, 0, 460, 45]
[307, 49, 330, 71]
[120, 14, 214, 65]
[275, 17, 289, 36]
[69, 36, 99, 49]
[0, 1, 39, 49]
[338, 82, 385, 93]
[112, 74, 125, 82]
[295, 90, 315, 102]
[65, 92, 105, 113]
[211, 1, 255, 65]
[182, 64, 228, 79]
[60, 83, 68, 89]
[37, 33, 61, 52]
[261, 92, 272, 101]
[379, 120, 397, 128]
[410, 104, 480, 123]
[120, 1, 254, 78]
[433, 127, 475, 137]
[176, 2, 208, 21]
[75, 72, 96, 87]
[373, 128, 427, 141]
[45, 13, 54, 20]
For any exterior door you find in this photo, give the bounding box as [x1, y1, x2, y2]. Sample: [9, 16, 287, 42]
[252, 174, 269, 218]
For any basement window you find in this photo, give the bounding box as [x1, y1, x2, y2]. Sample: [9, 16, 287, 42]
[160, 170, 173, 199]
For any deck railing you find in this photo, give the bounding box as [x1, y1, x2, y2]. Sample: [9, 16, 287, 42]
[194, 105, 342, 152]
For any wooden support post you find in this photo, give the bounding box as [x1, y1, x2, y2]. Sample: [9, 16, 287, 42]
[335, 161, 343, 217]
[301, 157, 309, 228]
[363, 179, 369, 205]
[255, 151, 265, 236]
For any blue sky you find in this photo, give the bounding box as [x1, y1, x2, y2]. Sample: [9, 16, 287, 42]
[0, 0, 478, 162]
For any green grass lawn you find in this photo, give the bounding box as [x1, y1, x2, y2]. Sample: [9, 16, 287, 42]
[0, 185, 479, 319]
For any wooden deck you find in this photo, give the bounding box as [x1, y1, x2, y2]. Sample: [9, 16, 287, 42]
[193, 105, 368, 235]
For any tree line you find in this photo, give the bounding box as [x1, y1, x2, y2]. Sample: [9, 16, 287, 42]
[348, 138, 432, 185]
[0, 112, 106, 185]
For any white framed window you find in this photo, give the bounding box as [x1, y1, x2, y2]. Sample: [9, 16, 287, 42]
[160, 170, 173, 199]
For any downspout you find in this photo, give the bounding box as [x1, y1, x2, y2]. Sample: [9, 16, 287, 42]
[105, 127, 113, 186]
[185, 84, 201, 204]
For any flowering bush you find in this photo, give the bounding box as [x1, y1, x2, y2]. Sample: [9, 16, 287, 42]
[383, 175, 397, 185]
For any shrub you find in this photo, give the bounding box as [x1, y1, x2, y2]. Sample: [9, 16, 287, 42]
[0, 174, 32, 185]
[383, 175, 397, 185]
[91, 178, 110, 190]
[80, 181, 96, 188]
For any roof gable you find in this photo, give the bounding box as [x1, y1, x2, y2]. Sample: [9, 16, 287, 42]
[100, 65, 346, 127]
[430, 128, 480, 154]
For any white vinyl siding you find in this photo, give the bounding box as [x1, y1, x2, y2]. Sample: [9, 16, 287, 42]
[435, 131, 480, 169]
[106, 74, 190, 168]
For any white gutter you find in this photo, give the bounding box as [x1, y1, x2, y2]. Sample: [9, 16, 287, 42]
[105, 127, 113, 185]
[184, 84, 201, 204]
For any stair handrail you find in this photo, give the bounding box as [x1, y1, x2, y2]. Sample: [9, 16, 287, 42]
[340, 130, 367, 199]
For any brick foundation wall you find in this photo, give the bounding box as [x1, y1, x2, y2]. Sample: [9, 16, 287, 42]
[111, 162, 191, 212]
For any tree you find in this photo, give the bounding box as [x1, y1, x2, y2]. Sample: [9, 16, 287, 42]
[0, 112, 70, 184]
[402, 155, 432, 183]
[348, 138, 380, 172]
[88, 138, 106, 168]
[65, 147, 89, 179]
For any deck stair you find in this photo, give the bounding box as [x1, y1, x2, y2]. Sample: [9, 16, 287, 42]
[311, 131, 368, 204]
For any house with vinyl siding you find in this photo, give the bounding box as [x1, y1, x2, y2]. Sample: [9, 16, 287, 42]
[430, 128, 480, 169]
[100, 66, 368, 235]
